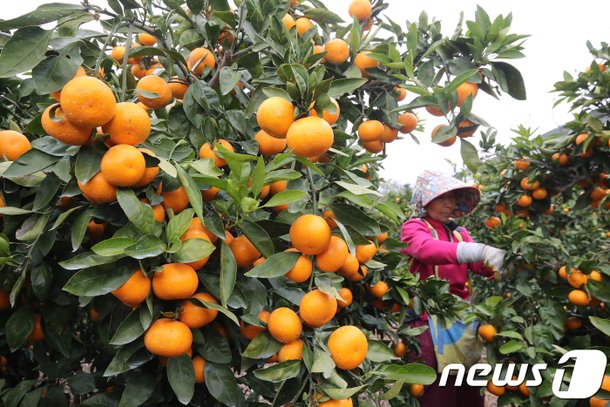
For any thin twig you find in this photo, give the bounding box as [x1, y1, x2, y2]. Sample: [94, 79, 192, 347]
[209, 50, 233, 89]
[120, 22, 134, 102]
[307, 167, 318, 214]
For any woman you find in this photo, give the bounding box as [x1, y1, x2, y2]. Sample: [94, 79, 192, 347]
[400, 170, 506, 407]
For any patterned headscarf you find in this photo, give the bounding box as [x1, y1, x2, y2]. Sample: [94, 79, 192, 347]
[412, 170, 480, 218]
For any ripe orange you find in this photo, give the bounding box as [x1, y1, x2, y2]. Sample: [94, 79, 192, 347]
[0, 290, 10, 310]
[552, 152, 568, 165]
[255, 130, 287, 156]
[564, 317, 583, 331]
[192, 356, 206, 383]
[100, 144, 146, 187]
[339, 254, 360, 278]
[290, 214, 332, 255]
[300, 289, 337, 328]
[268, 307, 302, 343]
[425, 105, 445, 117]
[363, 140, 384, 154]
[230, 235, 261, 268]
[328, 325, 368, 370]
[397, 112, 418, 134]
[590, 270, 603, 282]
[199, 139, 234, 167]
[567, 270, 588, 288]
[186, 217, 218, 243]
[278, 339, 304, 362]
[179, 292, 219, 328]
[431, 125, 456, 147]
[308, 97, 340, 125]
[102, 102, 151, 146]
[295, 17, 314, 36]
[358, 120, 384, 142]
[159, 184, 190, 214]
[111, 44, 142, 63]
[152, 263, 199, 300]
[144, 318, 192, 357]
[60, 76, 117, 127]
[516, 194, 532, 207]
[316, 235, 349, 273]
[348, 0, 372, 21]
[356, 241, 376, 263]
[369, 281, 389, 298]
[138, 32, 157, 46]
[131, 63, 147, 79]
[202, 186, 219, 202]
[28, 314, 45, 342]
[393, 341, 407, 358]
[286, 116, 334, 158]
[270, 180, 288, 195]
[514, 159, 530, 171]
[51, 66, 86, 101]
[381, 124, 398, 143]
[282, 14, 295, 30]
[456, 82, 478, 107]
[313, 44, 326, 62]
[486, 381, 505, 397]
[410, 384, 424, 397]
[112, 268, 150, 308]
[187, 47, 216, 76]
[42, 105, 91, 146]
[478, 324, 497, 342]
[395, 86, 407, 101]
[457, 119, 477, 138]
[240, 310, 270, 340]
[78, 172, 117, 204]
[532, 188, 548, 200]
[257, 97, 295, 139]
[354, 51, 379, 77]
[520, 177, 540, 191]
[575, 133, 589, 145]
[519, 382, 530, 397]
[318, 399, 353, 407]
[145, 62, 163, 76]
[485, 216, 501, 229]
[285, 251, 313, 283]
[337, 287, 353, 309]
[557, 266, 568, 279]
[168, 76, 189, 100]
[133, 148, 159, 187]
[324, 39, 349, 65]
[136, 75, 173, 110]
[0, 130, 32, 161]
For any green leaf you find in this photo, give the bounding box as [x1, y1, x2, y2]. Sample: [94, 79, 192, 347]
[328, 78, 367, 97]
[311, 347, 335, 378]
[244, 251, 300, 278]
[335, 181, 381, 197]
[366, 340, 394, 363]
[219, 242, 237, 307]
[491, 61, 526, 100]
[0, 207, 33, 215]
[204, 362, 244, 406]
[589, 317, 610, 337]
[324, 385, 366, 400]
[75, 145, 104, 184]
[0, 27, 52, 78]
[261, 190, 307, 208]
[459, 138, 480, 172]
[176, 165, 204, 222]
[239, 220, 274, 258]
[3, 149, 56, 177]
[92, 237, 137, 257]
[0, 3, 84, 30]
[219, 66, 241, 95]
[193, 298, 239, 326]
[254, 360, 301, 383]
[242, 332, 281, 359]
[67, 373, 96, 395]
[173, 238, 215, 263]
[124, 235, 165, 260]
[32, 46, 83, 94]
[62, 263, 134, 296]
[166, 209, 195, 244]
[6, 307, 35, 351]
[117, 189, 157, 235]
[302, 8, 344, 24]
[167, 354, 195, 405]
[330, 203, 380, 236]
[71, 209, 92, 251]
[201, 327, 232, 364]
[59, 253, 124, 270]
[119, 373, 156, 407]
[377, 363, 436, 384]
[109, 311, 145, 346]
[499, 340, 525, 355]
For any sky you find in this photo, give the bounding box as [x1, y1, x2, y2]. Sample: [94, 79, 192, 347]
[5, 1, 610, 185]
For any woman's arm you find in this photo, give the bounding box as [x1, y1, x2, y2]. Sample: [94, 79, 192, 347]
[457, 228, 495, 278]
[400, 220, 460, 265]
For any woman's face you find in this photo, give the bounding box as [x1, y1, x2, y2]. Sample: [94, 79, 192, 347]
[425, 191, 457, 223]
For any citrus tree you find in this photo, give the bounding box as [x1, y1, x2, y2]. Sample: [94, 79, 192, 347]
[0, 0, 526, 405]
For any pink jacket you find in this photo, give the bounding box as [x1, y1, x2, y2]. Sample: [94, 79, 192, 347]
[400, 216, 493, 301]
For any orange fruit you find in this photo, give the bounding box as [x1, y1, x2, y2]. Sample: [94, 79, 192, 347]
[354, 51, 379, 77]
[514, 159, 530, 170]
[456, 82, 478, 107]
[78, 172, 117, 204]
[575, 133, 588, 145]
[563, 317, 582, 331]
[397, 112, 417, 134]
[337, 287, 353, 309]
[478, 324, 497, 342]
[199, 139, 234, 167]
[313, 44, 326, 62]
[41, 105, 91, 146]
[144, 318, 192, 357]
[51, 65, 86, 101]
[516, 194, 532, 207]
[0, 130, 31, 161]
[152, 263, 199, 300]
[486, 381, 505, 397]
[358, 120, 384, 142]
[230, 235, 261, 268]
[102, 102, 150, 146]
[457, 119, 478, 138]
[187, 47, 216, 76]
[168, 77, 189, 100]
[270, 180, 288, 195]
[255, 130, 287, 156]
[585, 62, 607, 73]
[145, 63, 164, 76]
[131, 63, 148, 79]
[111, 45, 141, 63]
[300, 289, 337, 328]
[519, 382, 530, 397]
[138, 32, 157, 46]
[520, 178, 540, 191]
[290, 214, 332, 255]
[395, 86, 407, 101]
[318, 399, 353, 407]
[186, 217, 218, 243]
[133, 148, 160, 187]
[381, 124, 398, 143]
[348, 0, 372, 21]
[485, 216, 501, 229]
[192, 356, 206, 383]
[322, 209, 338, 229]
[376, 232, 388, 243]
[159, 184, 190, 214]
[60, 76, 117, 127]
[356, 241, 376, 263]
[393, 341, 407, 357]
[363, 140, 384, 154]
[0, 290, 10, 310]
[410, 384, 424, 397]
[295, 17, 314, 36]
[339, 254, 359, 277]
[285, 251, 313, 283]
[308, 97, 340, 125]
[316, 235, 349, 273]
[590, 271, 603, 282]
[286, 116, 334, 158]
[151, 203, 165, 223]
[257, 97, 295, 139]
[431, 125, 456, 147]
[240, 310, 270, 340]
[567, 270, 588, 288]
[180, 229, 211, 270]
[27, 314, 45, 342]
[532, 188, 548, 200]
[278, 339, 303, 362]
[552, 152, 568, 165]
[112, 269, 150, 308]
[179, 292, 219, 328]
[425, 105, 445, 117]
[100, 144, 146, 187]
[202, 186, 219, 202]
[268, 307, 302, 343]
[136, 75, 172, 110]
[324, 39, 349, 65]
[282, 14, 295, 31]
[369, 281, 389, 298]
[328, 325, 368, 370]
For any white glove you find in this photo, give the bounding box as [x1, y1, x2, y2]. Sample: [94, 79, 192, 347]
[456, 242, 506, 277]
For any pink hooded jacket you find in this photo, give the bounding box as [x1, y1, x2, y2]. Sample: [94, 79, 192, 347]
[400, 216, 493, 301]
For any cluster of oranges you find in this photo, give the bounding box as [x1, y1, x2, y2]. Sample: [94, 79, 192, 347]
[357, 109, 415, 154]
[558, 265, 603, 307]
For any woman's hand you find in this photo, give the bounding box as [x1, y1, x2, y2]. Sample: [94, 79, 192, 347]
[456, 242, 507, 276]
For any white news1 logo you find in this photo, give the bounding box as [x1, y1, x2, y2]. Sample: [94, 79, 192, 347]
[440, 350, 608, 399]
